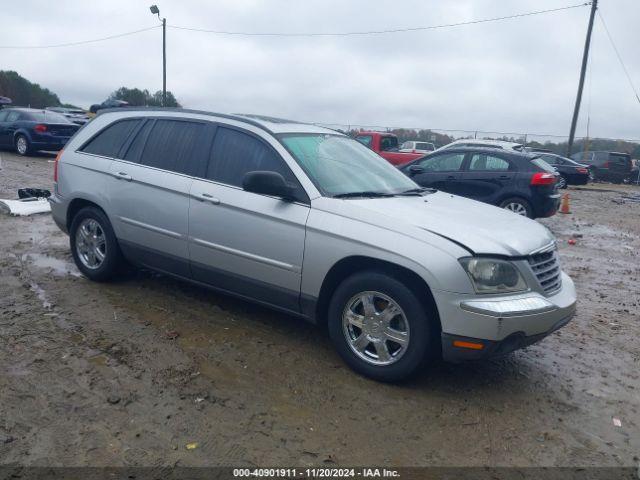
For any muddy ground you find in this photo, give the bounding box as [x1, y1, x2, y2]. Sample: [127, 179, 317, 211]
[0, 150, 638, 468]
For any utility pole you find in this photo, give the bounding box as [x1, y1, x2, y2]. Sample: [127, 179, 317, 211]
[567, 0, 597, 157]
[162, 17, 166, 107]
[150, 5, 167, 107]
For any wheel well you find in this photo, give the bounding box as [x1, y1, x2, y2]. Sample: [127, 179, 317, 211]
[66, 198, 104, 230]
[315, 256, 441, 333]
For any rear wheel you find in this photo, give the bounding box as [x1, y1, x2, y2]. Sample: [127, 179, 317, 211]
[70, 206, 124, 281]
[15, 134, 31, 156]
[327, 271, 434, 382]
[557, 175, 568, 189]
[499, 197, 533, 218]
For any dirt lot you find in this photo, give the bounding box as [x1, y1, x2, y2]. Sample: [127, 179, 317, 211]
[0, 150, 638, 468]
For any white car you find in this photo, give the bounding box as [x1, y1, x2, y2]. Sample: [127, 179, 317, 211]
[439, 139, 524, 152]
[399, 141, 435, 153]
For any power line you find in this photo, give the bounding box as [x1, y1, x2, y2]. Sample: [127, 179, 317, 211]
[169, 2, 590, 37]
[0, 3, 589, 49]
[597, 10, 640, 105]
[0, 26, 160, 49]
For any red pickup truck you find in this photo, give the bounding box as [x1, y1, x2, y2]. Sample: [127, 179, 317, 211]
[354, 131, 424, 166]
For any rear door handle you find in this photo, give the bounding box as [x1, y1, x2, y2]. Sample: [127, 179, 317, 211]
[193, 192, 220, 205]
[113, 171, 132, 181]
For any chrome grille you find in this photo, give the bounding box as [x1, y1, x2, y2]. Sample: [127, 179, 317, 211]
[528, 248, 562, 294]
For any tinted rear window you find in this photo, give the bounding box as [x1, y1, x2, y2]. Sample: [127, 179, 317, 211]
[26, 111, 71, 123]
[137, 119, 205, 175]
[531, 157, 556, 173]
[81, 119, 141, 158]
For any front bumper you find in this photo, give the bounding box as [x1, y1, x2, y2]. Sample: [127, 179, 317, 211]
[436, 272, 577, 362]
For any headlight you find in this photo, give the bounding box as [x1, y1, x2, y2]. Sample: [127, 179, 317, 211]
[460, 257, 528, 294]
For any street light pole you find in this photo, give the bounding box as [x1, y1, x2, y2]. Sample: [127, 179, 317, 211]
[162, 17, 166, 107]
[150, 5, 166, 107]
[567, 0, 598, 157]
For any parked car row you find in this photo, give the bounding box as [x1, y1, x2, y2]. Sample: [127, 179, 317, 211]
[50, 109, 577, 382]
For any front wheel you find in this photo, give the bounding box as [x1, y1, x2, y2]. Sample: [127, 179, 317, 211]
[327, 271, 434, 382]
[499, 197, 533, 218]
[70, 206, 124, 282]
[15, 134, 31, 156]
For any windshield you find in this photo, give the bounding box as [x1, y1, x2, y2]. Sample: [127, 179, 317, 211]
[278, 133, 418, 197]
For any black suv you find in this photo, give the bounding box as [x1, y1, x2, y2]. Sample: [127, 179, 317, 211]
[400, 147, 560, 219]
[570, 151, 632, 183]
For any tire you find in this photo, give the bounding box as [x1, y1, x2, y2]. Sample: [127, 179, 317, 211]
[14, 134, 31, 156]
[69, 206, 124, 282]
[327, 271, 434, 382]
[499, 197, 533, 218]
[558, 175, 568, 189]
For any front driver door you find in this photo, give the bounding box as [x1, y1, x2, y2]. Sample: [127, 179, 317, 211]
[407, 151, 466, 194]
[188, 125, 310, 313]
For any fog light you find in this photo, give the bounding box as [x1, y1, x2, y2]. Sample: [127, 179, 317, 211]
[461, 296, 555, 317]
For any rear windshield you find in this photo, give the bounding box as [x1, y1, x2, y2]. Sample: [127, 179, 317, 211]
[26, 111, 72, 123]
[531, 157, 556, 173]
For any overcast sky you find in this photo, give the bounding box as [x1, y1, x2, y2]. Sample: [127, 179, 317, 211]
[2, 0, 639, 140]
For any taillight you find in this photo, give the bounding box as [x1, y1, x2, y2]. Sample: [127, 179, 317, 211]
[531, 172, 556, 186]
[34, 124, 47, 133]
[576, 167, 588, 174]
[603, 161, 609, 168]
[54, 149, 63, 182]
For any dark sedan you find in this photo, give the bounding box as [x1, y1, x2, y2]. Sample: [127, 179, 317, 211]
[400, 147, 560, 219]
[536, 153, 590, 188]
[0, 108, 80, 156]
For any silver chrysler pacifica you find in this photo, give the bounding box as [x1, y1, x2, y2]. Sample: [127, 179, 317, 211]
[50, 109, 577, 381]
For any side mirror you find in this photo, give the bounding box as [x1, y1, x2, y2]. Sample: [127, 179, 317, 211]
[409, 164, 424, 175]
[242, 171, 295, 200]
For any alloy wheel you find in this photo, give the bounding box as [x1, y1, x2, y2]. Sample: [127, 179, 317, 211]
[16, 136, 28, 155]
[342, 291, 410, 366]
[75, 218, 107, 270]
[557, 176, 567, 189]
[503, 202, 528, 216]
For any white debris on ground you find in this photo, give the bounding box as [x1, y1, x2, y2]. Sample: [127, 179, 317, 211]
[0, 198, 51, 216]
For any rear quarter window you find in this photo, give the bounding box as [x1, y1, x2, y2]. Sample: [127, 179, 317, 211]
[81, 119, 141, 158]
[531, 157, 556, 173]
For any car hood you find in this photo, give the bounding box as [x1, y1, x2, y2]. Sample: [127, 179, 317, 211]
[319, 192, 555, 257]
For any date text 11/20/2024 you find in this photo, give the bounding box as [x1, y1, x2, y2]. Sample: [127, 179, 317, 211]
[233, 468, 400, 478]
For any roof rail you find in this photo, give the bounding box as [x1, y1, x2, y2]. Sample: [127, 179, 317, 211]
[94, 107, 277, 134]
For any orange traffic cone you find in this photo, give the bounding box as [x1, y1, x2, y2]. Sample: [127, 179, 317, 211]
[559, 193, 571, 214]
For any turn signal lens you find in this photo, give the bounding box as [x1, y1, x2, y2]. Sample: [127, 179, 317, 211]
[453, 340, 484, 350]
[531, 172, 556, 185]
[54, 149, 63, 182]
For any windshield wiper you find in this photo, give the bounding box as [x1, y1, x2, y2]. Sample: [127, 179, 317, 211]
[333, 191, 396, 199]
[396, 187, 437, 196]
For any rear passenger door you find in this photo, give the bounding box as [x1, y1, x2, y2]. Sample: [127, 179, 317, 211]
[188, 125, 310, 313]
[456, 152, 514, 204]
[106, 118, 210, 276]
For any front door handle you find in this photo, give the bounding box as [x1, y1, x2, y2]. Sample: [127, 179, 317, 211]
[446, 175, 457, 181]
[194, 192, 220, 205]
[114, 171, 132, 181]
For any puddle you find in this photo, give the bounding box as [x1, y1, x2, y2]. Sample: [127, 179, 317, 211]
[26, 253, 81, 277]
[30, 282, 52, 310]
